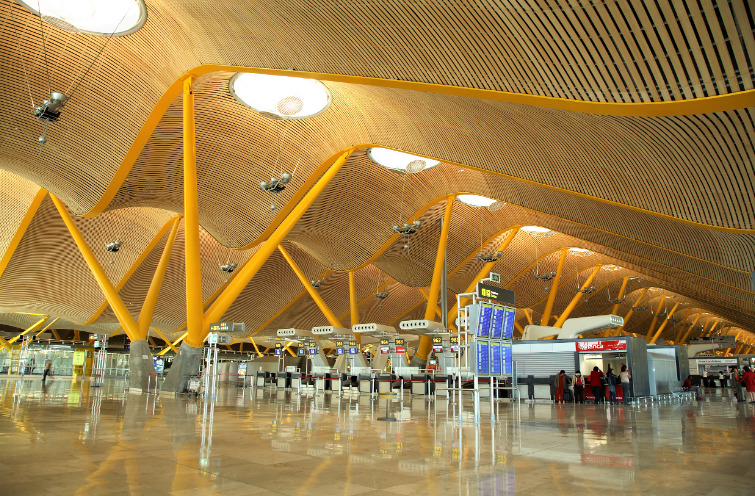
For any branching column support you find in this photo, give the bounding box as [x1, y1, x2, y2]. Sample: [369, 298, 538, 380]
[0, 189, 47, 280]
[8, 317, 49, 344]
[678, 313, 702, 344]
[540, 248, 568, 325]
[182, 76, 205, 349]
[649, 302, 679, 344]
[279, 244, 342, 327]
[348, 271, 361, 343]
[554, 265, 602, 328]
[202, 147, 355, 329]
[734, 342, 745, 355]
[416, 196, 454, 361]
[51, 195, 138, 341]
[645, 296, 668, 339]
[446, 227, 520, 326]
[135, 217, 181, 340]
[614, 287, 649, 335]
[724, 331, 741, 355]
[603, 277, 629, 336]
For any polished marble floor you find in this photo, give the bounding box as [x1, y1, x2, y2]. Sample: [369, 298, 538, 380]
[0, 377, 753, 495]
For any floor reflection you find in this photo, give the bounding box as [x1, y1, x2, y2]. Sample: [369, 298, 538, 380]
[1, 378, 754, 495]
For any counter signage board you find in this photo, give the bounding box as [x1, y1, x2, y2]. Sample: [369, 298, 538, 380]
[490, 342, 501, 375]
[298, 348, 305, 356]
[477, 282, 515, 305]
[477, 340, 489, 375]
[432, 336, 442, 343]
[450, 344, 460, 353]
[336, 348, 344, 355]
[501, 307, 516, 339]
[380, 338, 390, 346]
[395, 345, 405, 354]
[308, 348, 317, 355]
[696, 358, 738, 365]
[275, 348, 282, 356]
[576, 340, 626, 352]
[450, 336, 459, 344]
[432, 345, 443, 353]
[335, 341, 343, 347]
[348, 347, 357, 354]
[395, 338, 405, 346]
[349, 341, 357, 347]
[380, 346, 390, 354]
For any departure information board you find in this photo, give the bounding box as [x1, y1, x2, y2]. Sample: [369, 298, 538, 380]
[477, 302, 492, 336]
[477, 340, 489, 375]
[501, 344, 512, 374]
[490, 305, 504, 338]
[502, 307, 516, 339]
[490, 342, 501, 375]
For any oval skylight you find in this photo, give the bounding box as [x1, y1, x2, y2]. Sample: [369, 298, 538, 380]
[568, 247, 594, 256]
[521, 226, 553, 234]
[367, 148, 441, 173]
[457, 195, 498, 208]
[19, 0, 147, 36]
[231, 73, 332, 120]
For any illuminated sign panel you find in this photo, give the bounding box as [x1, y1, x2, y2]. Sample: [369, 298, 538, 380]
[575, 340, 626, 352]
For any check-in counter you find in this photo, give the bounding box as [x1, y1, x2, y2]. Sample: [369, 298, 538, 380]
[411, 374, 430, 395]
[358, 373, 373, 393]
[276, 372, 291, 389]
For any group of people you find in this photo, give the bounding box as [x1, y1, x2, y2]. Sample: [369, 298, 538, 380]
[730, 365, 755, 403]
[554, 365, 632, 405]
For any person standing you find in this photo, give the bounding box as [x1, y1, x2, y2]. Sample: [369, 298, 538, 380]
[702, 369, 708, 388]
[589, 366, 605, 404]
[42, 359, 52, 384]
[554, 370, 567, 403]
[719, 371, 728, 388]
[740, 366, 755, 404]
[606, 367, 618, 404]
[572, 371, 585, 403]
[731, 366, 745, 402]
[620, 365, 632, 404]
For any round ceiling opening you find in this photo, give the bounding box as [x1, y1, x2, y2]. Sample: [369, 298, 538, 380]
[231, 73, 332, 120]
[19, 0, 147, 36]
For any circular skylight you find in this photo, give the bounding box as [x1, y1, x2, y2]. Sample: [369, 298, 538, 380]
[457, 195, 498, 208]
[19, 0, 147, 36]
[230, 73, 332, 120]
[367, 148, 441, 173]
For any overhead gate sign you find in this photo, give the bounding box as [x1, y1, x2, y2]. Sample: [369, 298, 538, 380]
[576, 340, 626, 352]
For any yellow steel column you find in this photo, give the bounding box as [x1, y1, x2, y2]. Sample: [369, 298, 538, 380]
[724, 331, 741, 355]
[152, 328, 178, 353]
[603, 277, 629, 336]
[182, 76, 206, 348]
[33, 317, 60, 338]
[649, 302, 679, 344]
[554, 265, 602, 327]
[446, 227, 519, 325]
[51, 195, 139, 340]
[540, 248, 568, 325]
[417, 195, 454, 361]
[644, 296, 668, 339]
[614, 287, 649, 335]
[8, 317, 48, 344]
[136, 217, 181, 340]
[348, 271, 361, 344]
[278, 245, 343, 327]
[157, 332, 188, 356]
[678, 313, 702, 343]
[734, 342, 745, 355]
[705, 320, 719, 337]
[203, 148, 355, 328]
[249, 337, 263, 357]
[0, 189, 47, 280]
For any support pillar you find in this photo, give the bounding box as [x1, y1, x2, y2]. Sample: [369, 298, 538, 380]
[540, 248, 568, 325]
[128, 340, 157, 391]
[160, 342, 204, 394]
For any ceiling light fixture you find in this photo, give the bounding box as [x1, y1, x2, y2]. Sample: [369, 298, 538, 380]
[521, 226, 555, 237]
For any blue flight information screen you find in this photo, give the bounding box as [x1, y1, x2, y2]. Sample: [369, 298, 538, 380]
[501, 344, 512, 374]
[490, 342, 501, 375]
[477, 303, 492, 337]
[490, 305, 504, 338]
[502, 306, 516, 339]
[476, 340, 489, 375]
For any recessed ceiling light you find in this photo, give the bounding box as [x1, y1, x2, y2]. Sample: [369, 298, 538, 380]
[367, 148, 440, 173]
[457, 195, 499, 208]
[603, 264, 623, 271]
[230, 73, 332, 120]
[19, 0, 147, 36]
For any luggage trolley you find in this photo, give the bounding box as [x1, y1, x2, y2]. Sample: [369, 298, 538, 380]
[187, 375, 202, 396]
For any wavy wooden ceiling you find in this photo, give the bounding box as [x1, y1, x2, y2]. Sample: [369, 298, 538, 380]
[0, 1, 753, 345]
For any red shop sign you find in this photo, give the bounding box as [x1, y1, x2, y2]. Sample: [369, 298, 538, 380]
[395, 346, 406, 354]
[576, 340, 626, 352]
